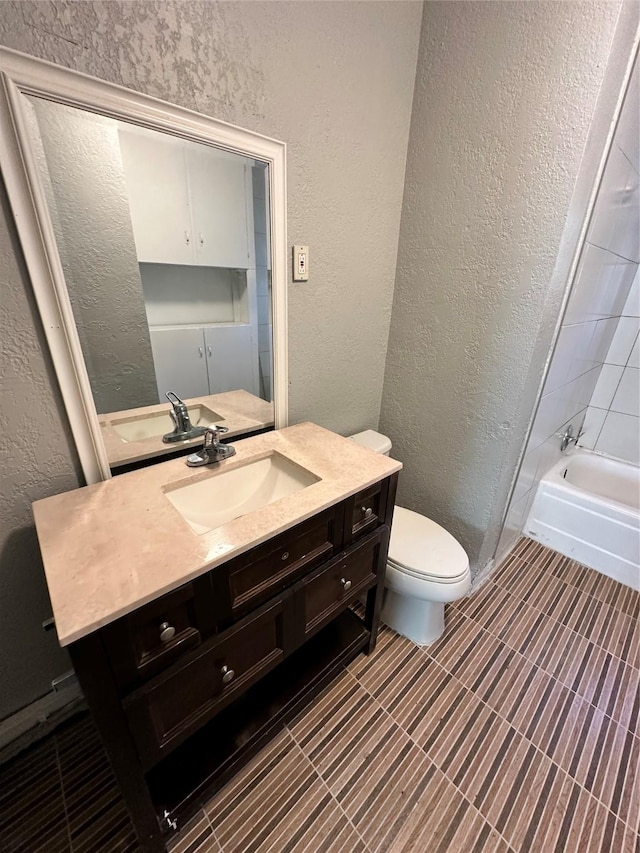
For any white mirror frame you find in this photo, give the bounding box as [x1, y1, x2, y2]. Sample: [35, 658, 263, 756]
[0, 47, 288, 484]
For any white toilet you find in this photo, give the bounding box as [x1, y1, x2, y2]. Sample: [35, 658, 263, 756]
[350, 430, 471, 645]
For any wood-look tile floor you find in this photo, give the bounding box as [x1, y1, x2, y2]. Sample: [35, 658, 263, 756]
[2, 537, 638, 852]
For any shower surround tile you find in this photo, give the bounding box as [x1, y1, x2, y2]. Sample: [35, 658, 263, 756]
[1, 536, 638, 852]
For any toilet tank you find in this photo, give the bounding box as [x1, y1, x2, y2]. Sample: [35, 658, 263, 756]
[349, 430, 392, 456]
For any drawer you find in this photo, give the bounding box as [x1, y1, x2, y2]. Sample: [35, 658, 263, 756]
[295, 529, 385, 642]
[102, 577, 215, 691]
[347, 483, 384, 542]
[124, 595, 291, 768]
[212, 506, 341, 623]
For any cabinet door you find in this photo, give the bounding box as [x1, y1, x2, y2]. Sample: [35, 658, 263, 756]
[204, 325, 258, 395]
[187, 146, 250, 269]
[119, 128, 195, 265]
[149, 328, 209, 401]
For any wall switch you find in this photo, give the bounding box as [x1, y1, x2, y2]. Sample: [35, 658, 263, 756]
[293, 245, 309, 281]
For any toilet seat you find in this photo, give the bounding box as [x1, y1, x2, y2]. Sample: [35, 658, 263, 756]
[388, 507, 469, 582]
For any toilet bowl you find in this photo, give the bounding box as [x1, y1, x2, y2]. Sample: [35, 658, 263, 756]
[350, 430, 470, 645]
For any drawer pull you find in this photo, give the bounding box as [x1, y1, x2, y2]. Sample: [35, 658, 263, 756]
[341, 578, 352, 592]
[281, 551, 289, 561]
[221, 665, 235, 684]
[362, 507, 373, 518]
[159, 622, 176, 643]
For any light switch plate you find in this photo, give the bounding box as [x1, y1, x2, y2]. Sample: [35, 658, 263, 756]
[293, 244, 309, 281]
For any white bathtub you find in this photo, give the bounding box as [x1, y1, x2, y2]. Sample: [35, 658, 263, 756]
[524, 449, 640, 590]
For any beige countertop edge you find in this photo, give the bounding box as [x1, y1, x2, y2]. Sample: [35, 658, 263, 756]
[100, 390, 275, 468]
[33, 423, 401, 647]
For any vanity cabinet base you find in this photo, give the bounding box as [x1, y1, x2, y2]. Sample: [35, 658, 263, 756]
[147, 608, 370, 826]
[70, 607, 373, 852]
[69, 472, 398, 852]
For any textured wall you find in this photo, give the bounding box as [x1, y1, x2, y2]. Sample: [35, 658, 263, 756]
[380, 1, 630, 576]
[0, 182, 77, 720]
[0, 1, 421, 719]
[30, 100, 158, 413]
[0, 0, 421, 435]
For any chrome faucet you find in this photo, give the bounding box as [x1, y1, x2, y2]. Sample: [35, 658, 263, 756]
[186, 426, 236, 466]
[559, 424, 583, 452]
[162, 392, 208, 444]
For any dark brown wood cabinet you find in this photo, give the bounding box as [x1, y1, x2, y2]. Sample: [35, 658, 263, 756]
[69, 472, 398, 853]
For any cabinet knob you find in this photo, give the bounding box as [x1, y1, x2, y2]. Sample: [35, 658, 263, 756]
[362, 507, 373, 518]
[185, 230, 191, 245]
[198, 347, 203, 357]
[221, 665, 235, 684]
[341, 578, 352, 592]
[199, 233, 204, 247]
[159, 622, 176, 643]
[281, 551, 289, 561]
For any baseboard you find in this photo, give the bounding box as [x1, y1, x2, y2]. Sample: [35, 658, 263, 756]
[0, 680, 85, 765]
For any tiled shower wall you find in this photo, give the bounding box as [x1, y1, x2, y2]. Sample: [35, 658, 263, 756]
[581, 255, 639, 465]
[497, 59, 639, 560]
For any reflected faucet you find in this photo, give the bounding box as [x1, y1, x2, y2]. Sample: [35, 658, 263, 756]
[559, 424, 583, 453]
[162, 392, 208, 444]
[186, 426, 236, 466]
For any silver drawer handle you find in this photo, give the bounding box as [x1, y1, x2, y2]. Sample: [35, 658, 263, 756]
[281, 551, 289, 561]
[362, 507, 373, 518]
[341, 578, 352, 592]
[221, 665, 235, 684]
[159, 621, 176, 643]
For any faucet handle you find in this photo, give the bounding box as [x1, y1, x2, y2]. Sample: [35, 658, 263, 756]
[187, 425, 235, 467]
[203, 425, 228, 447]
[165, 391, 185, 408]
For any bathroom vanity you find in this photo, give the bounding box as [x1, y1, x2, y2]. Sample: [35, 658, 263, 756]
[33, 423, 400, 852]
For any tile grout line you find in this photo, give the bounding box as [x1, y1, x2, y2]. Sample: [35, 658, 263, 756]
[463, 571, 640, 672]
[285, 722, 374, 853]
[202, 805, 224, 853]
[495, 546, 640, 620]
[357, 635, 640, 839]
[422, 645, 640, 838]
[53, 734, 74, 853]
[450, 594, 640, 738]
[339, 667, 518, 852]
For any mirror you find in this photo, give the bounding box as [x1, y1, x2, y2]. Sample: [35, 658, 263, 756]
[0, 47, 287, 482]
[22, 98, 275, 471]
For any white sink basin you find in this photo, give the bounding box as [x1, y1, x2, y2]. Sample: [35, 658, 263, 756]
[110, 405, 223, 443]
[165, 452, 320, 535]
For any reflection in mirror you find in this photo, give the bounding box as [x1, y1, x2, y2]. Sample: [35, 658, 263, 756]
[22, 96, 274, 471]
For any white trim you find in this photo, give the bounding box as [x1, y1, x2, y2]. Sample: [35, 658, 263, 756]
[0, 46, 288, 483]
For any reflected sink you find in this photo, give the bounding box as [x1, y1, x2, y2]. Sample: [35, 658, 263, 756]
[110, 405, 223, 443]
[164, 452, 320, 535]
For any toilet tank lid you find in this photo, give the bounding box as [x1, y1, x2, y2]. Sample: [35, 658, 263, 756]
[389, 507, 469, 580]
[349, 430, 392, 455]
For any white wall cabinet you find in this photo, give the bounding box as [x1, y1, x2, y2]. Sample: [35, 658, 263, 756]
[204, 325, 256, 394]
[149, 328, 210, 400]
[150, 325, 258, 401]
[119, 128, 251, 269]
[190, 147, 251, 269]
